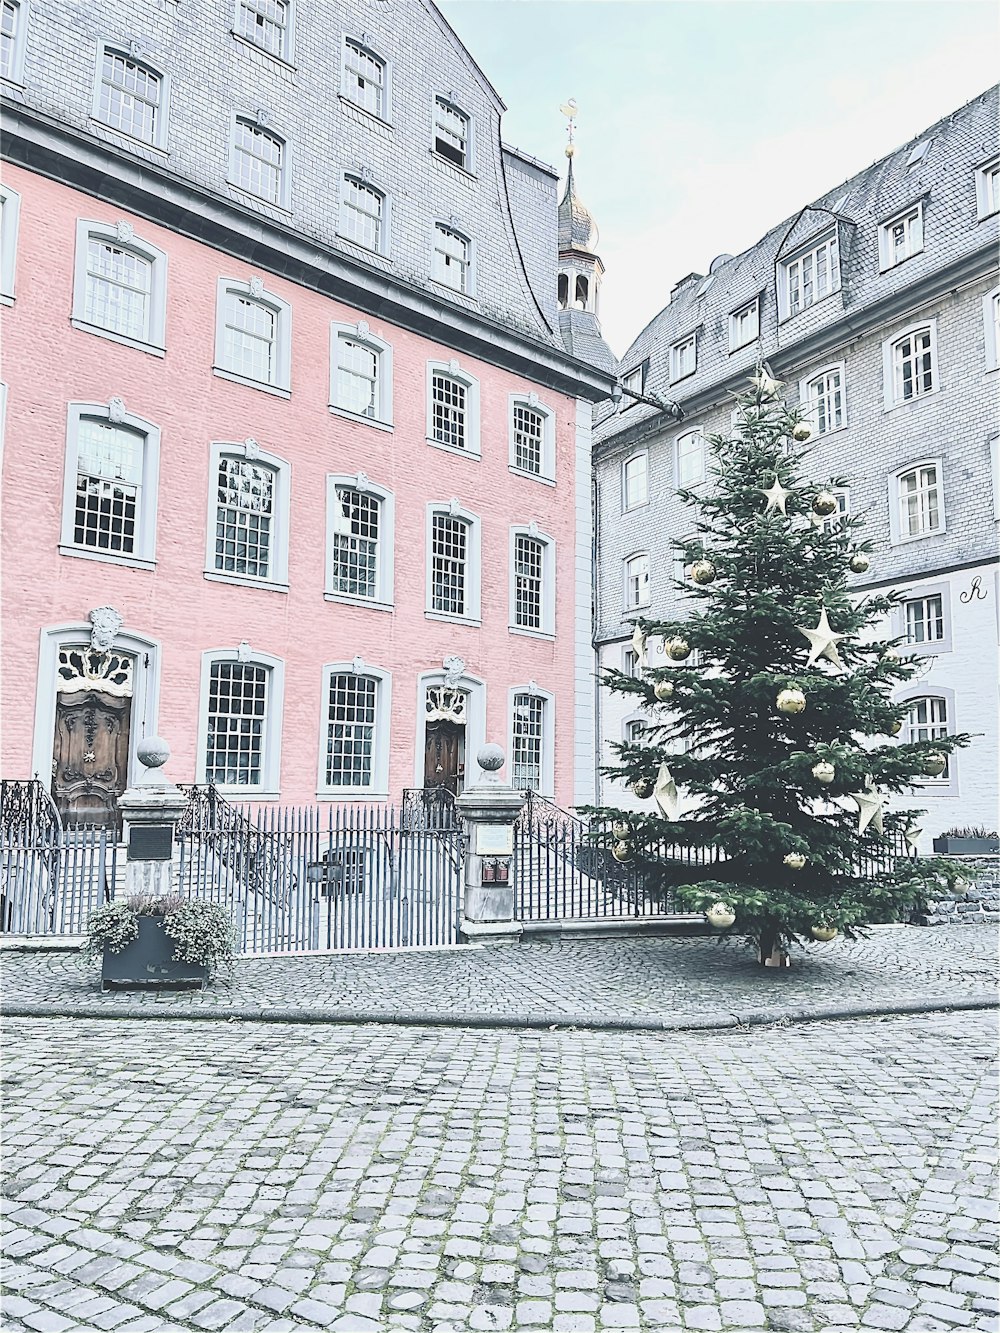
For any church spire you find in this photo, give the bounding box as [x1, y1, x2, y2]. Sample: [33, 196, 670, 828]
[555, 101, 615, 373]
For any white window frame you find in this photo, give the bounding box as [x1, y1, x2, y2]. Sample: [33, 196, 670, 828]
[324, 473, 394, 612]
[507, 685, 555, 797]
[70, 219, 167, 355]
[91, 44, 170, 152]
[798, 361, 846, 437]
[316, 660, 392, 799]
[624, 552, 650, 610]
[508, 525, 556, 639]
[675, 429, 706, 488]
[337, 174, 389, 256]
[893, 582, 952, 657]
[228, 114, 290, 210]
[203, 439, 290, 592]
[425, 361, 480, 459]
[622, 647, 640, 678]
[882, 319, 939, 411]
[432, 96, 473, 173]
[621, 363, 646, 400]
[1, 0, 28, 87]
[984, 287, 999, 373]
[669, 333, 697, 383]
[889, 459, 945, 545]
[820, 488, 850, 535]
[621, 451, 649, 512]
[623, 712, 647, 747]
[342, 36, 390, 122]
[197, 648, 284, 798]
[729, 297, 760, 351]
[431, 222, 474, 297]
[992, 436, 1000, 523]
[0, 182, 20, 305]
[894, 685, 958, 796]
[425, 501, 482, 625]
[778, 229, 840, 321]
[233, 0, 294, 63]
[59, 400, 160, 569]
[878, 201, 924, 271]
[213, 276, 292, 396]
[329, 323, 393, 429]
[975, 158, 999, 220]
[507, 394, 555, 484]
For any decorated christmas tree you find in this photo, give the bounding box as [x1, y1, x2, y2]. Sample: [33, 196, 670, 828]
[594, 371, 967, 966]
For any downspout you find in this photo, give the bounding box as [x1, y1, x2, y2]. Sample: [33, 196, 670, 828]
[591, 471, 602, 806]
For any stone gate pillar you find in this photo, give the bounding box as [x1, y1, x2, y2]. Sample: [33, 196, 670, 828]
[455, 744, 525, 944]
[117, 737, 188, 898]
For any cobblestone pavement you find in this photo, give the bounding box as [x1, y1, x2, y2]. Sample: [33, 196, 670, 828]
[2, 1011, 998, 1333]
[2, 926, 997, 1028]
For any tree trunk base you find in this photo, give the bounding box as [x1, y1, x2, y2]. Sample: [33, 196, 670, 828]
[760, 942, 790, 968]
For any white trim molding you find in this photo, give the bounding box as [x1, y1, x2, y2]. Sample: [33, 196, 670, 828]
[213, 275, 292, 396]
[877, 200, 924, 271]
[412, 665, 487, 789]
[508, 524, 556, 639]
[975, 157, 999, 221]
[983, 286, 999, 373]
[341, 35, 392, 124]
[227, 112, 291, 212]
[621, 449, 649, 512]
[196, 646, 285, 797]
[324, 473, 395, 612]
[507, 392, 555, 484]
[330, 322, 393, 428]
[71, 218, 168, 355]
[316, 660, 392, 799]
[0, 182, 20, 304]
[425, 360, 480, 459]
[507, 683, 555, 797]
[777, 227, 840, 322]
[623, 550, 650, 611]
[892, 582, 953, 657]
[675, 428, 706, 488]
[882, 318, 939, 411]
[425, 500, 482, 624]
[59, 399, 161, 569]
[0, 0, 29, 87]
[336, 172, 390, 257]
[203, 439, 291, 592]
[889, 457, 946, 545]
[91, 43, 171, 153]
[798, 360, 847, 437]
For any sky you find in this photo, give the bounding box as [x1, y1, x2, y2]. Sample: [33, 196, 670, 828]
[438, 0, 999, 359]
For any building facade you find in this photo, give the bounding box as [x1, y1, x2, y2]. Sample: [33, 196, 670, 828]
[0, 0, 615, 827]
[593, 88, 999, 848]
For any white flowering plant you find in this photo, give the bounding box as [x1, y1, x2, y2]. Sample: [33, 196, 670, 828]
[85, 894, 236, 972]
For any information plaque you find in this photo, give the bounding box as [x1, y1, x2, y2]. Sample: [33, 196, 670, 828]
[475, 823, 514, 856]
[127, 824, 173, 862]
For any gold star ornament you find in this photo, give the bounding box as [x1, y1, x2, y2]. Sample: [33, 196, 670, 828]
[797, 607, 847, 669]
[631, 624, 647, 670]
[750, 370, 783, 398]
[852, 788, 886, 836]
[761, 475, 791, 515]
[653, 762, 679, 820]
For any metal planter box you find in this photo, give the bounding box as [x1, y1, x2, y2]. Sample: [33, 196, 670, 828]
[102, 915, 209, 991]
[931, 836, 999, 855]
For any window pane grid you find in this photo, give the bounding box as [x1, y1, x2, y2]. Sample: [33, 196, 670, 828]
[233, 120, 283, 204]
[905, 696, 949, 778]
[331, 488, 379, 598]
[337, 337, 379, 417]
[731, 301, 759, 347]
[905, 595, 944, 644]
[787, 236, 835, 315]
[74, 420, 141, 554]
[99, 51, 160, 144]
[215, 457, 274, 578]
[893, 328, 934, 401]
[345, 40, 384, 117]
[624, 453, 648, 508]
[515, 536, 543, 629]
[432, 515, 467, 615]
[342, 178, 382, 251]
[325, 673, 376, 788]
[223, 294, 276, 383]
[432, 374, 466, 449]
[434, 98, 468, 167]
[237, 0, 287, 56]
[85, 239, 151, 340]
[1, 0, 18, 80]
[433, 225, 468, 291]
[512, 693, 544, 791]
[672, 337, 695, 378]
[807, 368, 844, 434]
[206, 662, 267, 786]
[513, 405, 543, 474]
[898, 464, 940, 536]
[626, 554, 649, 607]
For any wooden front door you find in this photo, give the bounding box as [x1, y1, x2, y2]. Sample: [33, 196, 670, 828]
[52, 690, 131, 833]
[424, 721, 465, 796]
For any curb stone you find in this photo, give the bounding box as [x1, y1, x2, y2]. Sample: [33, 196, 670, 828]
[1, 991, 995, 1033]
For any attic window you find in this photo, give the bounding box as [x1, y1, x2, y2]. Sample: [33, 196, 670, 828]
[907, 139, 931, 168]
[695, 275, 714, 298]
[832, 194, 849, 213]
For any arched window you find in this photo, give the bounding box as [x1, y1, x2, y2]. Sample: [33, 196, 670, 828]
[204, 441, 290, 590]
[624, 553, 650, 609]
[426, 503, 482, 623]
[508, 686, 555, 795]
[426, 361, 480, 456]
[890, 459, 944, 543]
[896, 688, 957, 794]
[214, 277, 291, 394]
[330, 325, 393, 427]
[434, 97, 470, 169]
[94, 46, 167, 148]
[509, 526, 555, 637]
[71, 219, 167, 353]
[344, 38, 387, 119]
[325, 475, 394, 610]
[432, 223, 471, 294]
[508, 394, 555, 482]
[575, 274, 589, 308]
[236, 0, 292, 59]
[340, 176, 385, 253]
[230, 117, 287, 207]
[1, 0, 28, 87]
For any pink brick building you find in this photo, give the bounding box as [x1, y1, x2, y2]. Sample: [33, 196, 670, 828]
[0, 1, 615, 826]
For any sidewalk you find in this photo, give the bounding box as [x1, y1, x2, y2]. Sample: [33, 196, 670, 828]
[1, 923, 996, 1033]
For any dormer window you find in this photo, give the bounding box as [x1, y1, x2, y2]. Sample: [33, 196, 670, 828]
[434, 97, 469, 170]
[778, 229, 839, 320]
[670, 334, 697, 382]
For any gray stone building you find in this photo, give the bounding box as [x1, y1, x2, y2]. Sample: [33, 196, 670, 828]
[592, 86, 999, 846]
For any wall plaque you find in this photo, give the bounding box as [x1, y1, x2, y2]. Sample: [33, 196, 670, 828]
[475, 824, 514, 856]
[127, 824, 173, 861]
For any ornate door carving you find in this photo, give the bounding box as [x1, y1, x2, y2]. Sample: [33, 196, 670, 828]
[424, 721, 464, 796]
[52, 690, 131, 832]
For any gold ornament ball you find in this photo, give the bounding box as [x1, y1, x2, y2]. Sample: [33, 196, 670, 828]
[812, 491, 838, 517]
[792, 422, 813, 442]
[691, 559, 717, 586]
[810, 924, 838, 942]
[883, 646, 900, 662]
[612, 840, 633, 863]
[611, 821, 630, 840]
[811, 760, 836, 785]
[704, 902, 736, 929]
[783, 852, 807, 870]
[632, 776, 654, 799]
[922, 751, 947, 777]
[666, 636, 691, 661]
[849, 552, 870, 574]
[887, 718, 903, 736]
[776, 687, 807, 715]
[653, 678, 675, 702]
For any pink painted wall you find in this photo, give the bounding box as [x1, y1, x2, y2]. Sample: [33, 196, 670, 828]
[0, 167, 583, 806]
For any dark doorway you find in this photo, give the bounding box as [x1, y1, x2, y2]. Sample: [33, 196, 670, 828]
[52, 690, 131, 834]
[424, 720, 465, 796]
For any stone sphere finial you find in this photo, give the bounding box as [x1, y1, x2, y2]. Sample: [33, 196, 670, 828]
[137, 736, 170, 770]
[477, 744, 505, 774]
